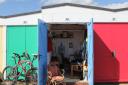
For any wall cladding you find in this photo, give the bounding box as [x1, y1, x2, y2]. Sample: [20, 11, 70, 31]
[94, 23, 128, 82]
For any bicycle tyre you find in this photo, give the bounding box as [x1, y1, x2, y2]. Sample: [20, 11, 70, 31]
[2, 66, 16, 81]
[26, 67, 38, 82]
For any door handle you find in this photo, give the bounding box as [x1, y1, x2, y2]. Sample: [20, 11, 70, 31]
[112, 50, 116, 58]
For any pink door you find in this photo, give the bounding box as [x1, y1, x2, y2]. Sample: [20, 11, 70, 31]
[94, 23, 128, 82]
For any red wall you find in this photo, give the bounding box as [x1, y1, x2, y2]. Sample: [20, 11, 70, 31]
[94, 23, 128, 82]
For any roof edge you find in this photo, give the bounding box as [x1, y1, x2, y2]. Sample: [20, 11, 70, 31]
[42, 3, 128, 12]
[0, 10, 41, 18]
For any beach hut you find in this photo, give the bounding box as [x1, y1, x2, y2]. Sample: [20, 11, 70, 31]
[40, 3, 128, 85]
[4, 12, 41, 68]
[0, 2, 128, 85]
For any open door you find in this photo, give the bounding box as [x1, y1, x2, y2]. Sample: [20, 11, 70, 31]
[38, 19, 48, 85]
[87, 19, 94, 85]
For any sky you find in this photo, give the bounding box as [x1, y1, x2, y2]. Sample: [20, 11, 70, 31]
[0, 0, 128, 16]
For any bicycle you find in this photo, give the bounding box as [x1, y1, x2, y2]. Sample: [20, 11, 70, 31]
[17, 51, 39, 82]
[2, 53, 33, 83]
[25, 53, 38, 82]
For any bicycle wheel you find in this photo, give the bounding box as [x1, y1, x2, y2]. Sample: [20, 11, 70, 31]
[26, 67, 38, 82]
[2, 66, 16, 81]
[16, 60, 33, 80]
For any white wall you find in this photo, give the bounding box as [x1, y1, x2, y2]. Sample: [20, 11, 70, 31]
[4, 13, 41, 25]
[41, 6, 128, 23]
[0, 18, 4, 25]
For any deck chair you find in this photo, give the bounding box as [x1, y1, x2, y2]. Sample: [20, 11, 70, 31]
[47, 61, 65, 85]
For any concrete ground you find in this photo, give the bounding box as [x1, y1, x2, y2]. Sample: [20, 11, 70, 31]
[0, 78, 128, 85]
[0, 80, 87, 85]
[95, 83, 128, 85]
[1, 80, 128, 85]
[0, 81, 37, 85]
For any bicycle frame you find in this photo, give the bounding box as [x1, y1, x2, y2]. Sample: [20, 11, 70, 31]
[11, 53, 32, 80]
[13, 60, 32, 77]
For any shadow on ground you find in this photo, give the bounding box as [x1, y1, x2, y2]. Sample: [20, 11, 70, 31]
[95, 82, 128, 85]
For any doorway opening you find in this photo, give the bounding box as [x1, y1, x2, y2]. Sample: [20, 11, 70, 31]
[47, 24, 88, 83]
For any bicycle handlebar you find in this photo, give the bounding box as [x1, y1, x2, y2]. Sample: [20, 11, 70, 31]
[32, 54, 38, 58]
[32, 54, 41, 60]
[13, 53, 20, 58]
[12, 53, 21, 63]
[12, 52, 40, 62]
[21, 52, 30, 59]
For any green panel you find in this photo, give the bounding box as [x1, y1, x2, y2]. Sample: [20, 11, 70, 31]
[7, 26, 25, 66]
[26, 26, 38, 67]
[7, 25, 38, 66]
[7, 25, 38, 79]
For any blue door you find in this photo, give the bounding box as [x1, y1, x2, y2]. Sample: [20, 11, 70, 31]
[38, 19, 48, 85]
[87, 19, 94, 85]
